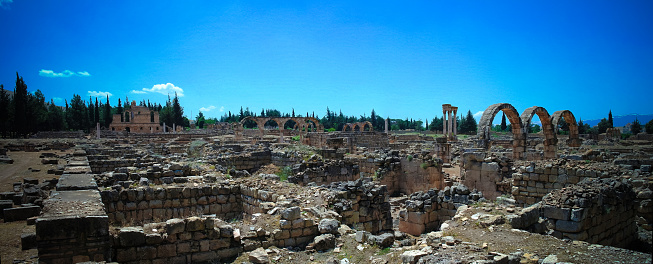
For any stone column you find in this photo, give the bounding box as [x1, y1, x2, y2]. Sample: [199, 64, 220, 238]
[447, 110, 453, 138]
[173, 123, 176, 134]
[385, 118, 389, 133]
[452, 107, 458, 139]
[96, 123, 100, 139]
[442, 110, 447, 136]
[163, 122, 166, 133]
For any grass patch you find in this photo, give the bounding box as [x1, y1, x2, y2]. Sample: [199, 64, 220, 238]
[276, 166, 292, 181]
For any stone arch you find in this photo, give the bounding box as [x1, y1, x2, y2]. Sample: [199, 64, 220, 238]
[360, 121, 373, 131]
[264, 119, 281, 130]
[477, 103, 525, 159]
[343, 123, 353, 132]
[239, 116, 265, 135]
[352, 123, 361, 132]
[521, 106, 557, 158]
[303, 117, 323, 132]
[551, 110, 581, 147]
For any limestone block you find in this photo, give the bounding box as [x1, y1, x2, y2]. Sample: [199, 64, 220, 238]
[186, 217, 204, 232]
[116, 247, 137, 262]
[137, 246, 157, 260]
[166, 218, 185, 234]
[556, 220, 584, 233]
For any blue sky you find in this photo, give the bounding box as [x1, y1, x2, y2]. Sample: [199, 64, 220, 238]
[1, 1, 652, 125]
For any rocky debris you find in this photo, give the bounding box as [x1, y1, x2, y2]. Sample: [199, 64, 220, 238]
[318, 218, 340, 234]
[249, 247, 270, 263]
[310, 233, 336, 251]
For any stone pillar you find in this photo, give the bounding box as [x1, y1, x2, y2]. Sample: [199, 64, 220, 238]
[173, 123, 176, 134]
[447, 110, 453, 138]
[385, 118, 389, 133]
[163, 122, 166, 133]
[442, 110, 448, 136]
[452, 107, 458, 139]
[96, 122, 100, 139]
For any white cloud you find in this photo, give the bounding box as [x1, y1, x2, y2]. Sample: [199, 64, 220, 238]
[132, 83, 184, 97]
[200, 105, 216, 112]
[473, 111, 484, 121]
[88, 91, 113, 98]
[52, 97, 64, 105]
[0, 0, 13, 9]
[39, 69, 91, 78]
[219, 106, 225, 112]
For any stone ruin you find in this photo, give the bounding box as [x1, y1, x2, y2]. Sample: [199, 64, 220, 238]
[0, 103, 651, 264]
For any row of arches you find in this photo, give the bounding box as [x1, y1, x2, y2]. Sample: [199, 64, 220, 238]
[236, 116, 324, 135]
[477, 103, 581, 159]
[342, 121, 374, 132]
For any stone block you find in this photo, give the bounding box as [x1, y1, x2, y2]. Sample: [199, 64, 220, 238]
[119, 227, 146, 247]
[399, 220, 425, 236]
[186, 217, 204, 231]
[157, 244, 176, 258]
[556, 220, 584, 233]
[4, 205, 40, 222]
[281, 206, 301, 220]
[542, 205, 570, 220]
[166, 218, 185, 234]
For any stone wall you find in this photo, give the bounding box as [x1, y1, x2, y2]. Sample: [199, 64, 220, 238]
[210, 150, 272, 172]
[511, 163, 597, 206]
[460, 152, 511, 200]
[272, 206, 319, 248]
[325, 179, 392, 234]
[305, 132, 389, 151]
[112, 216, 243, 263]
[101, 185, 244, 226]
[398, 185, 482, 236]
[540, 178, 637, 248]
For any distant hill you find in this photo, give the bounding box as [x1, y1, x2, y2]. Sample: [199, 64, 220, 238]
[582, 114, 653, 127]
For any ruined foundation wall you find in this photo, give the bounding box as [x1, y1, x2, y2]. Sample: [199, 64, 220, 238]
[511, 164, 597, 206]
[540, 178, 637, 248]
[398, 189, 457, 236]
[327, 180, 392, 234]
[101, 185, 244, 225]
[112, 217, 243, 263]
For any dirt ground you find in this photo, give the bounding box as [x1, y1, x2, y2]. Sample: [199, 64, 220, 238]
[0, 150, 67, 193]
[0, 150, 68, 264]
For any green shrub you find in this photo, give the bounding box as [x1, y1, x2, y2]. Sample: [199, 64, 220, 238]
[277, 166, 292, 181]
[291, 135, 300, 141]
[407, 155, 413, 162]
[420, 162, 429, 169]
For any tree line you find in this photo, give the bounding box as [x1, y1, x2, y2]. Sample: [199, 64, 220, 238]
[0, 73, 187, 138]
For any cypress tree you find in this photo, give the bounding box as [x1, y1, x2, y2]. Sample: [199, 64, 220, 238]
[13, 73, 28, 137]
[500, 113, 507, 131]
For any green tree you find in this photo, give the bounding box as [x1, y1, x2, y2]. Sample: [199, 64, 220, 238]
[104, 95, 112, 127]
[94, 97, 100, 126]
[196, 111, 206, 129]
[117, 98, 123, 122]
[500, 113, 507, 131]
[47, 99, 65, 131]
[13, 73, 30, 137]
[0, 84, 10, 137]
[646, 119, 653, 134]
[608, 110, 613, 128]
[68, 94, 88, 131]
[28, 89, 48, 133]
[88, 96, 96, 126]
[530, 124, 541, 133]
[631, 118, 641, 135]
[429, 116, 443, 132]
[460, 110, 477, 134]
[597, 118, 610, 134]
[578, 119, 586, 134]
